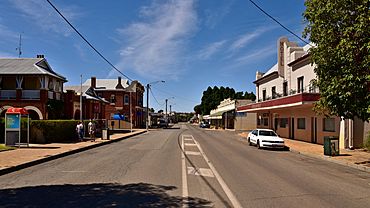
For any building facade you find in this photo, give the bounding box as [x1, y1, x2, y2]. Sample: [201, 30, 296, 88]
[237, 37, 367, 148]
[83, 77, 145, 128]
[0, 56, 67, 120]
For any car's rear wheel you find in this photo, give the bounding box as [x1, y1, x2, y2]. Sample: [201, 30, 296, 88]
[257, 140, 261, 149]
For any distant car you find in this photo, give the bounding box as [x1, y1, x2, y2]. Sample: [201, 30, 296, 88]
[158, 119, 169, 128]
[247, 129, 285, 149]
[199, 122, 210, 128]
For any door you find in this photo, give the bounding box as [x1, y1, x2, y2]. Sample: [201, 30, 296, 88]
[274, 118, 278, 131]
[311, 117, 317, 143]
[290, 117, 295, 139]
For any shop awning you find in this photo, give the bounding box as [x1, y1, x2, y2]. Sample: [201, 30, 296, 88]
[6, 107, 28, 115]
[209, 110, 228, 119]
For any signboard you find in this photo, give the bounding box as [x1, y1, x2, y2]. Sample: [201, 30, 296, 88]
[6, 114, 20, 130]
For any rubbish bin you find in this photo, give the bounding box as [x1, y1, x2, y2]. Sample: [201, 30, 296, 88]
[102, 128, 110, 140]
[324, 136, 339, 156]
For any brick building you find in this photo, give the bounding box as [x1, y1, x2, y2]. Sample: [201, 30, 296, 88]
[82, 77, 145, 128]
[0, 56, 67, 119]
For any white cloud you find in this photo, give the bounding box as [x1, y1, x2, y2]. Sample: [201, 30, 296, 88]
[235, 44, 276, 64]
[204, 2, 232, 29]
[197, 40, 227, 60]
[114, 0, 198, 80]
[11, 0, 81, 36]
[229, 27, 275, 54]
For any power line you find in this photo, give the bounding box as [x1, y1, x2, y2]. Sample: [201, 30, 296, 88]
[151, 86, 199, 104]
[247, 0, 310, 45]
[45, 0, 133, 81]
[150, 88, 164, 106]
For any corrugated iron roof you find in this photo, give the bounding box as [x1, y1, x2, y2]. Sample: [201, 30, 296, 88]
[0, 58, 67, 81]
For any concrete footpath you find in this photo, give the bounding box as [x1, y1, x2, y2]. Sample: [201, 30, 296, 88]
[0, 129, 147, 176]
[238, 132, 370, 173]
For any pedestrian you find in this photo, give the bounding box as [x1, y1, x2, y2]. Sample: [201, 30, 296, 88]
[76, 121, 84, 142]
[88, 119, 96, 142]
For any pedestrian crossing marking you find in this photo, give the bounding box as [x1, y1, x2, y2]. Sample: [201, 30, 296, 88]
[185, 151, 201, 156]
[187, 167, 214, 177]
[184, 143, 197, 146]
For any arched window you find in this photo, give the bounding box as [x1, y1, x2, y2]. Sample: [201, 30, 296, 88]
[124, 94, 129, 105]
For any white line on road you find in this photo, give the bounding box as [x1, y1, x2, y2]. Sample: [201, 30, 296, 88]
[194, 138, 243, 208]
[185, 151, 201, 156]
[181, 135, 189, 207]
[184, 143, 197, 146]
[187, 167, 214, 177]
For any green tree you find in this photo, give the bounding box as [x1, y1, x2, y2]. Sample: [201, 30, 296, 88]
[303, 0, 370, 121]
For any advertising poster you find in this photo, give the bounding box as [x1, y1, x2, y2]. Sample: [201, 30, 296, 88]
[6, 114, 20, 129]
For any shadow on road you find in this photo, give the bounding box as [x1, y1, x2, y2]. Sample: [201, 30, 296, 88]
[0, 182, 212, 207]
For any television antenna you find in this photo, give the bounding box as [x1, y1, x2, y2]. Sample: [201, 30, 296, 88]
[15, 34, 22, 58]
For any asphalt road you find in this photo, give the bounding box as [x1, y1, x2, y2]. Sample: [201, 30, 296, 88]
[0, 123, 369, 208]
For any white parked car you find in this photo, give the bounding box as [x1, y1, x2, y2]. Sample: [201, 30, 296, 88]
[247, 129, 285, 149]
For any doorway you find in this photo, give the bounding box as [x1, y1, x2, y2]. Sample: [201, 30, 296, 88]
[290, 117, 295, 139]
[311, 117, 317, 143]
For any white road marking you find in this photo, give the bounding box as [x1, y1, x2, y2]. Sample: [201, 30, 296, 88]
[184, 143, 197, 146]
[185, 151, 201, 156]
[181, 135, 189, 207]
[187, 167, 214, 177]
[61, 171, 87, 173]
[184, 138, 193, 141]
[194, 139, 243, 208]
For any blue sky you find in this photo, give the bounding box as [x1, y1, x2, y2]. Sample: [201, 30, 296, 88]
[0, 0, 308, 112]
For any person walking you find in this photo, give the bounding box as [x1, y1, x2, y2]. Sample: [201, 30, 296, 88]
[76, 121, 84, 142]
[88, 119, 96, 142]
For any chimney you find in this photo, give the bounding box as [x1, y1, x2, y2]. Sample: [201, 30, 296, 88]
[116, 76, 124, 89]
[36, 54, 45, 58]
[256, 71, 264, 80]
[91, 77, 96, 88]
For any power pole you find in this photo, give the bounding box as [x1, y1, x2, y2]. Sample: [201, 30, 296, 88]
[146, 84, 149, 131]
[80, 74, 83, 121]
[165, 99, 168, 119]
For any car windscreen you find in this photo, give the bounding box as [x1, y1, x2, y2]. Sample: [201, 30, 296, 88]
[259, 130, 277, 136]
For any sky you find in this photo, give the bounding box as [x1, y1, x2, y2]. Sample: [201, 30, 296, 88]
[0, 0, 309, 112]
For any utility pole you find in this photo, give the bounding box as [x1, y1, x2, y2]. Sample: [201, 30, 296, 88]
[169, 104, 172, 123]
[165, 99, 168, 119]
[146, 84, 149, 131]
[80, 74, 83, 121]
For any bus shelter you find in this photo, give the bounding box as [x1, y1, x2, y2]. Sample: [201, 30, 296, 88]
[5, 107, 30, 147]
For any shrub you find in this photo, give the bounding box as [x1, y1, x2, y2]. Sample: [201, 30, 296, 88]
[31, 120, 80, 143]
[364, 131, 370, 151]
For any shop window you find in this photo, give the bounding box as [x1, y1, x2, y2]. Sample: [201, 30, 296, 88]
[323, 118, 335, 132]
[124, 94, 129, 105]
[280, 118, 288, 128]
[263, 118, 269, 126]
[297, 118, 305, 129]
[257, 117, 261, 125]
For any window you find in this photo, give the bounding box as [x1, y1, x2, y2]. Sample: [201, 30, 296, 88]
[280, 118, 288, 128]
[272, 86, 276, 99]
[124, 94, 129, 105]
[110, 94, 116, 103]
[297, 118, 305, 129]
[283, 82, 288, 96]
[263, 118, 269, 126]
[297, 76, 304, 93]
[323, 118, 335, 132]
[262, 89, 266, 101]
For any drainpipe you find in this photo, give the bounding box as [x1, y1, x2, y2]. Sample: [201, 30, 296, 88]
[348, 119, 354, 149]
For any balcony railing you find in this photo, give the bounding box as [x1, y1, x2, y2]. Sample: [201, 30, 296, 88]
[0, 90, 16, 100]
[259, 84, 319, 102]
[55, 92, 61, 100]
[22, 90, 40, 100]
[48, 91, 54, 99]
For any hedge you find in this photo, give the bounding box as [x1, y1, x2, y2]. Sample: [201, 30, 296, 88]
[31, 120, 81, 143]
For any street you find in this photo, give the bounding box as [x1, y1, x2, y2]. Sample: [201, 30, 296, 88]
[0, 124, 369, 207]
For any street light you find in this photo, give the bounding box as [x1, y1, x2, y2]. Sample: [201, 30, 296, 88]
[165, 97, 175, 118]
[146, 80, 165, 131]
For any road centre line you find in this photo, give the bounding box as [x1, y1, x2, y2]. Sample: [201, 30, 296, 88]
[187, 166, 214, 177]
[193, 138, 243, 208]
[184, 143, 197, 146]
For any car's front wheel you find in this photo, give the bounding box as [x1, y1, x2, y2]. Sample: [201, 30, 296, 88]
[248, 138, 252, 146]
